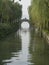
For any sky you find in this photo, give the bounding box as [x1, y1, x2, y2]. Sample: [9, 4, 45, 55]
[14, 0, 31, 19]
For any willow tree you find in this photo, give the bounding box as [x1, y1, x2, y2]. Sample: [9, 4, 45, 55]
[0, 0, 2, 22]
[0, 0, 22, 24]
[29, 0, 49, 31]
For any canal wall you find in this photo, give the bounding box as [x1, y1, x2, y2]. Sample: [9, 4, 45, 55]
[35, 28, 49, 44]
[42, 30, 49, 44]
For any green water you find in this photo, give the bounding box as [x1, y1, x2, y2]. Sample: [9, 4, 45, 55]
[0, 29, 49, 65]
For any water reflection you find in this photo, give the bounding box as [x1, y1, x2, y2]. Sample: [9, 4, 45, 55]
[21, 22, 30, 29]
[0, 29, 31, 65]
[0, 29, 49, 65]
[13, 29, 31, 65]
[19, 29, 30, 62]
[29, 30, 49, 65]
[0, 33, 21, 65]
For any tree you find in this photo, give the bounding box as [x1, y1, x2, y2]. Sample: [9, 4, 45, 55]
[29, 0, 49, 31]
[0, 0, 22, 24]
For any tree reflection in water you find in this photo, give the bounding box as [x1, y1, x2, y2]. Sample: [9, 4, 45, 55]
[0, 33, 21, 64]
[29, 30, 49, 65]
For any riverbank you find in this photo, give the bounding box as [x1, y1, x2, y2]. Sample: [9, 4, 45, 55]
[0, 0, 22, 40]
[34, 28, 49, 44]
[42, 30, 49, 44]
[0, 22, 19, 40]
[28, 0, 49, 45]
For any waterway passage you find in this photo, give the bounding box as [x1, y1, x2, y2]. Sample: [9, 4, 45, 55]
[0, 29, 49, 65]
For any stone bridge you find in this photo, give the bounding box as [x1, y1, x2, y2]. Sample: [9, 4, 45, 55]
[20, 18, 30, 24]
[20, 18, 29, 22]
[19, 18, 32, 28]
[19, 18, 30, 28]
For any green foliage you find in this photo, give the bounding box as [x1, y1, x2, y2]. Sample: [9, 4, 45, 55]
[0, 0, 22, 39]
[0, 0, 22, 23]
[0, 22, 19, 40]
[29, 0, 49, 30]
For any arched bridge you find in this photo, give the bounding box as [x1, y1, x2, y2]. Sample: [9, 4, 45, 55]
[20, 18, 29, 22]
[19, 18, 30, 28]
[20, 18, 30, 24]
[19, 18, 34, 28]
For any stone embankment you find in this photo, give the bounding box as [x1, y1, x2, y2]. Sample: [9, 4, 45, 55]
[42, 30, 49, 44]
[35, 28, 49, 44]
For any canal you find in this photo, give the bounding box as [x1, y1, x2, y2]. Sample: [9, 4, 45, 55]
[0, 28, 49, 65]
[0, 0, 49, 65]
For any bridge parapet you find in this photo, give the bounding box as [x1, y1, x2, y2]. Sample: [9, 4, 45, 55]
[20, 18, 29, 23]
[19, 18, 30, 28]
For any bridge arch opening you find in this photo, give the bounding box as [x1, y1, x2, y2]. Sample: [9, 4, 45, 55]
[21, 21, 30, 29]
